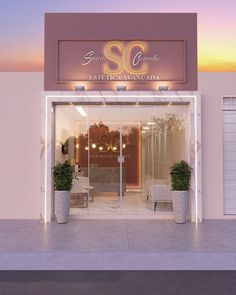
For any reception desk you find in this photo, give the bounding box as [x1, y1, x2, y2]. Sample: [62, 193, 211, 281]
[76, 167, 126, 195]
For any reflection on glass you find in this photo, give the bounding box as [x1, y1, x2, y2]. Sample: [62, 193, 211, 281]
[122, 123, 142, 189]
[81, 121, 121, 197]
[142, 112, 187, 184]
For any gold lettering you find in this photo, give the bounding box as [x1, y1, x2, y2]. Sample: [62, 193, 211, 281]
[103, 42, 124, 74]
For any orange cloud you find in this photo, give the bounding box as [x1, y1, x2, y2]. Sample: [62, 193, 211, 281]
[0, 50, 43, 72]
[0, 62, 43, 72]
[198, 62, 236, 72]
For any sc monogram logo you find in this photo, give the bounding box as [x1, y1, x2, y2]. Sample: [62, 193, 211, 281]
[103, 41, 148, 75]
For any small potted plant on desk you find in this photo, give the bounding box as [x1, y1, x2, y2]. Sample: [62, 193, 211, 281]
[170, 160, 191, 223]
[53, 160, 73, 224]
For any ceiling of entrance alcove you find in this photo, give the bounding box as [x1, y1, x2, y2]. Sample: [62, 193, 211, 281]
[56, 104, 189, 123]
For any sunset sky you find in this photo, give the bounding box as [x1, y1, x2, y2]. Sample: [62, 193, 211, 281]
[0, 0, 235, 72]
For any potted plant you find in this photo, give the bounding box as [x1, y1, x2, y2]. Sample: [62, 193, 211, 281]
[170, 160, 191, 223]
[53, 160, 73, 223]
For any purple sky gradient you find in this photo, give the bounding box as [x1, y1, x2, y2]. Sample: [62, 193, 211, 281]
[0, 0, 235, 71]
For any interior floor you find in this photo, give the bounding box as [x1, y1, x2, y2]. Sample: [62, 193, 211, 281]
[70, 191, 173, 215]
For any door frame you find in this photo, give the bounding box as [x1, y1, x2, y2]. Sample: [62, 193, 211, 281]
[41, 91, 202, 222]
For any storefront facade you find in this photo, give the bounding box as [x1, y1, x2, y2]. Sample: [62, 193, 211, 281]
[40, 13, 202, 222]
[1, 13, 235, 221]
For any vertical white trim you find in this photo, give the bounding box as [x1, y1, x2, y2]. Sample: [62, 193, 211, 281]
[87, 106, 90, 196]
[194, 95, 198, 222]
[119, 107, 123, 208]
[44, 97, 48, 222]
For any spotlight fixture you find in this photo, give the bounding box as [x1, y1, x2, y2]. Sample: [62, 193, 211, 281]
[112, 146, 118, 151]
[159, 85, 169, 91]
[85, 146, 89, 151]
[74, 85, 85, 91]
[141, 130, 146, 134]
[147, 121, 156, 126]
[98, 146, 103, 151]
[116, 85, 127, 91]
[122, 144, 126, 149]
[91, 143, 97, 149]
[143, 126, 150, 130]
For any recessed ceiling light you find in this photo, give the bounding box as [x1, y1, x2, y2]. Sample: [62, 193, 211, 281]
[76, 106, 87, 117]
[143, 126, 150, 130]
[147, 122, 155, 125]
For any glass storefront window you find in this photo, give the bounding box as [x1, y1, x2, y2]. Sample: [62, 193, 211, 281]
[55, 104, 188, 215]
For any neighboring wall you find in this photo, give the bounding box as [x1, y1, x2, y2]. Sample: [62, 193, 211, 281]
[0, 73, 43, 219]
[199, 72, 236, 219]
[0, 72, 236, 219]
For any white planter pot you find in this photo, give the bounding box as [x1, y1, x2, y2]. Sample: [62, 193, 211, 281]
[55, 191, 70, 224]
[172, 191, 188, 223]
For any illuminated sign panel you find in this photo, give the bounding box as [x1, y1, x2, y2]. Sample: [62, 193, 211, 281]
[57, 40, 186, 83]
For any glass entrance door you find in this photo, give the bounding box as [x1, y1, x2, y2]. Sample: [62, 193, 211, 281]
[87, 107, 122, 211]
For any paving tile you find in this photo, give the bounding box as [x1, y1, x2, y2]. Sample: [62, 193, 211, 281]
[184, 235, 236, 252]
[128, 236, 189, 252]
[127, 219, 170, 230]
[211, 220, 236, 233]
[72, 235, 128, 251]
[25, 231, 79, 242]
[176, 228, 220, 241]
[0, 220, 39, 234]
[0, 238, 20, 251]
[127, 231, 179, 242]
[0, 233, 30, 251]
[126, 220, 177, 238]
[11, 235, 75, 252]
[72, 221, 128, 251]
[81, 219, 126, 232]
[31, 220, 83, 236]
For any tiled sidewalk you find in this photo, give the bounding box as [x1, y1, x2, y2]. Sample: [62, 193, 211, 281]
[0, 219, 236, 270]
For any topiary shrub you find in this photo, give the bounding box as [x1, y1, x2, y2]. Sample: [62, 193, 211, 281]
[53, 160, 73, 191]
[170, 160, 191, 191]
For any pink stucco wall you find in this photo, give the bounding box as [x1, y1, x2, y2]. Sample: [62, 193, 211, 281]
[0, 73, 42, 219]
[0, 72, 236, 219]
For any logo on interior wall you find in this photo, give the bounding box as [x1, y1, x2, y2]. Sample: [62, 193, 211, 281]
[57, 40, 186, 83]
